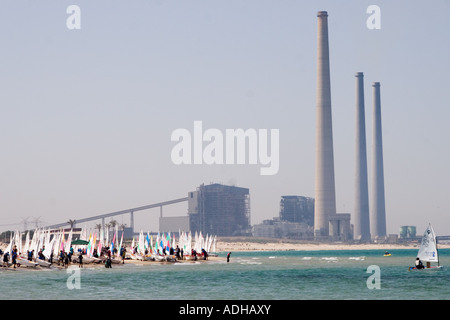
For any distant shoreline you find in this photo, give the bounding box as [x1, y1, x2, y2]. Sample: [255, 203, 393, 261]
[3, 238, 449, 254]
[214, 237, 450, 252]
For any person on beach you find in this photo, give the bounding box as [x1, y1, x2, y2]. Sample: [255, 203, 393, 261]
[27, 250, 33, 261]
[175, 246, 180, 260]
[69, 246, 74, 262]
[227, 252, 231, 263]
[2, 252, 9, 268]
[78, 252, 83, 268]
[121, 247, 126, 264]
[64, 252, 69, 268]
[59, 250, 64, 266]
[11, 246, 18, 269]
[202, 248, 208, 260]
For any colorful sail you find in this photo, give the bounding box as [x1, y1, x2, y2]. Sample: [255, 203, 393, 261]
[111, 232, 116, 255]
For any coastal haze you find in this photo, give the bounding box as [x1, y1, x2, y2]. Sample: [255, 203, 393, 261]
[1, 1, 450, 237]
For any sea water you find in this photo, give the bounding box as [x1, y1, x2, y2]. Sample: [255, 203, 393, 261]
[1, 249, 450, 300]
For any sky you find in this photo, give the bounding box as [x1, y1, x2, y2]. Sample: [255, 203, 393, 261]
[0, 0, 449, 237]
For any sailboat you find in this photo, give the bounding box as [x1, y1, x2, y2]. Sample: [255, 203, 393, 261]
[409, 223, 443, 271]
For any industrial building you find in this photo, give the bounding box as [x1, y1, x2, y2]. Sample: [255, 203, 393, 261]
[279, 196, 314, 226]
[188, 183, 251, 236]
[253, 218, 311, 240]
[253, 195, 315, 240]
[399, 226, 417, 239]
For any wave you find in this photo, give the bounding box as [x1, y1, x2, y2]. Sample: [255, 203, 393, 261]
[348, 256, 366, 261]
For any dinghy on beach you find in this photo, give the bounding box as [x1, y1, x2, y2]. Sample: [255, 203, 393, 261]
[17, 258, 38, 268]
[34, 258, 51, 267]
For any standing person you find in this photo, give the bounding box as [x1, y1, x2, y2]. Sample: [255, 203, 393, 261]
[69, 246, 74, 262]
[175, 246, 180, 260]
[64, 252, 69, 268]
[202, 248, 208, 260]
[59, 250, 65, 266]
[105, 256, 112, 268]
[227, 252, 231, 263]
[78, 251, 83, 268]
[121, 247, 126, 264]
[11, 246, 18, 269]
[3, 252, 9, 268]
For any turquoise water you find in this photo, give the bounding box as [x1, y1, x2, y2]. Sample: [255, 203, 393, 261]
[1, 249, 450, 300]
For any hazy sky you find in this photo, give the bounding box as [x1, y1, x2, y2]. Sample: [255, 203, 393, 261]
[1, 0, 449, 237]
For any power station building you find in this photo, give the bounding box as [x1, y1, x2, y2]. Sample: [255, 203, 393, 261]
[280, 196, 314, 226]
[188, 183, 251, 236]
[252, 196, 314, 240]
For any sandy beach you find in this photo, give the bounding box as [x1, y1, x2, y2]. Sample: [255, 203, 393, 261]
[213, 237, 450, 252]
[3, 238, 450, 255]
[2, 237, 449, 271]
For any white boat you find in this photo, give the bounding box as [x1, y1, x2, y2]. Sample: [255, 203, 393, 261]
[129, 253, 145, 261]
[409, 223, 443, 271]
[17, 258, 38, 268]
[72, 255, 95, 264]
[165, 255, 177, 262]
[34, 258, 52, 267]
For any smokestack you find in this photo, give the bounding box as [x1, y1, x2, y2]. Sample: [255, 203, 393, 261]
[354, 72, 371, 241]
[314, 11, 337, 240]
[370, 82, 387, 239]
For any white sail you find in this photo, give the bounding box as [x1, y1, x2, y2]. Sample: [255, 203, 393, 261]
[65, 229, 73, 253]
[417, 223, 439, 263]
[117, 231, 123, 258]
[130, 236, 135, 252]
[23, 231, 30, 254]
[212, 235, 216, 253]
[17, 231, 22, 256]
[43, 237, 55, 260]
[138, 230, 145, 255]
[5, 232, 13, 254]
[186, 232, 192, 254]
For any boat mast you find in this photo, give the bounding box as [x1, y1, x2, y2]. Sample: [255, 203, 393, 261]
[436, 234, 440, 267]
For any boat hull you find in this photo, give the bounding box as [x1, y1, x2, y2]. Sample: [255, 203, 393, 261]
[17, 258, 38, 267]
[408, 266, 444, 271]
[35, 259, 52, 267]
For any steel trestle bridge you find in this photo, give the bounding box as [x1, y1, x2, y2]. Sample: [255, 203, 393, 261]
[44, 197, 188, 231]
